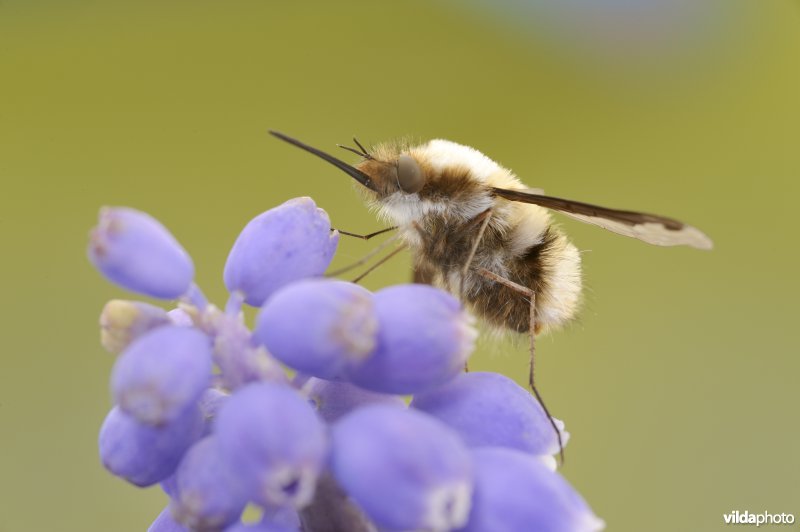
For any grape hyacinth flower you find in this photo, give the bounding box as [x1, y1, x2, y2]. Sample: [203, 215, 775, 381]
[215, 383, 327, 509]
[346, 284, 477, 394]
[255, 281, 476, 394]
[330, 404, 473, 531]
[457, 448, 605, 532]
[89, 207, 195, 299]
[99, 405, 204, 487]
[88, 197, 604, 531]
[169, 436, 248, 530]
[412, 371, 569, 468]
[224, 197, 339, 307]
[223, 509, 300, 532]
[302, 377, 404, 423]
[197, 387, 229, 436]
[111, 326, 213, 426]
[255, 280, 377, 380]
[149, 507, 188, 532]
[100, 299, 172, 354]
[205, 305, 287, 390]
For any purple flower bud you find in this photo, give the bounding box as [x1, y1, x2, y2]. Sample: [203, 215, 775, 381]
[254, 280, 377, 380]
[169, 436, 248, 531]
[303, 377, 404, 424]
[98, 406, 203, 487]
[177, 385, 260, 489]
[330, 404, 472, 531]
[111, 326, 212, 426]
[88, 207, 194, 299]
[148, 507, 188, 532]
[216, 382, 327, 509]
[100, 299, 171, 354]
[347, 284, 477, 394]
[223, 197, 338, 307]
[457, 448, 604, 532]
[411, 372, 568, 457]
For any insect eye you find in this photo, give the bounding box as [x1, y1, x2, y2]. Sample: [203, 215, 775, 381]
[397, 154, 425, 194]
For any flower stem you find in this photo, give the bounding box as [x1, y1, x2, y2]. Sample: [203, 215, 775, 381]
[300, 473, 375, 532]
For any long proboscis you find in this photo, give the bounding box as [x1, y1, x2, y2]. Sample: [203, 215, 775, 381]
[269, 130, 376, 191]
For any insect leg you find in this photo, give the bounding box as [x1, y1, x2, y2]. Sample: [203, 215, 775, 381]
[410, 219, 468, 372]
[410, 221, 436, 286]
[476, 267, 565, 464]
[351, 244, 406, 283]
[326, 233, 401, 277]
[334, 226, 397, 240]
[459, 208, 493, 298]
[454, 209, 492, 373]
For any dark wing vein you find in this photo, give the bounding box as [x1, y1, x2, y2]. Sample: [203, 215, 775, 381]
[492, 187, 713, 250]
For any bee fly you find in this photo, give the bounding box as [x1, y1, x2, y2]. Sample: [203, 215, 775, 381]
[269, 130, 713, 460]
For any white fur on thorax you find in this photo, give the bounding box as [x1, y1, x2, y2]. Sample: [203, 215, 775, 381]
[421, 139, 501, 183]
[376, 140, 554, 257]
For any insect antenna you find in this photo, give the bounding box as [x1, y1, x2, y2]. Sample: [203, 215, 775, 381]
[337, 144, 368, 158]
[352, 137, 371, 158]
[336, 137, 373, 160]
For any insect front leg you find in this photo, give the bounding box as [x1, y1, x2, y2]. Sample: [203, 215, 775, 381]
[476, 267, 565, 464]
[333, 226, 397, 240]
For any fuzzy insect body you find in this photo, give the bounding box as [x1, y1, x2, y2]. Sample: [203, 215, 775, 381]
[359, 140, 582, 335]
[270, 131, 711, 336]
[269, 130, 712, 460]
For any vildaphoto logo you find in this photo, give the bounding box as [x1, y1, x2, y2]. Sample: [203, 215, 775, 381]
[723, 510, 795, 526]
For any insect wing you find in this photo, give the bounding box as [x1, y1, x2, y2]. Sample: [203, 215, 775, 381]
[492, 187, 713, 250]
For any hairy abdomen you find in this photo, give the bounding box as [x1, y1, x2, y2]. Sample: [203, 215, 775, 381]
[408, 221, 582, 334]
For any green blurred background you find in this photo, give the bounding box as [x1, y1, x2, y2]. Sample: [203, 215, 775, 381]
[1, 1, 798, 530]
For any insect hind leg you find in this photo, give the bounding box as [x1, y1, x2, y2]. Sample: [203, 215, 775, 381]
[476, 267, 566, 464]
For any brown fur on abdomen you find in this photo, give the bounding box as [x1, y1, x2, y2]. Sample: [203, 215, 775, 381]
[409, 216, 560, 334]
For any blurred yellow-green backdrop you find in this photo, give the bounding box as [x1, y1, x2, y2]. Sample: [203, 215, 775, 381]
[2, 1, 799, 531]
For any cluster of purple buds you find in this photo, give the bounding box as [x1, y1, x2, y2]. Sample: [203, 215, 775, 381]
[88, 197, 604, 532]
